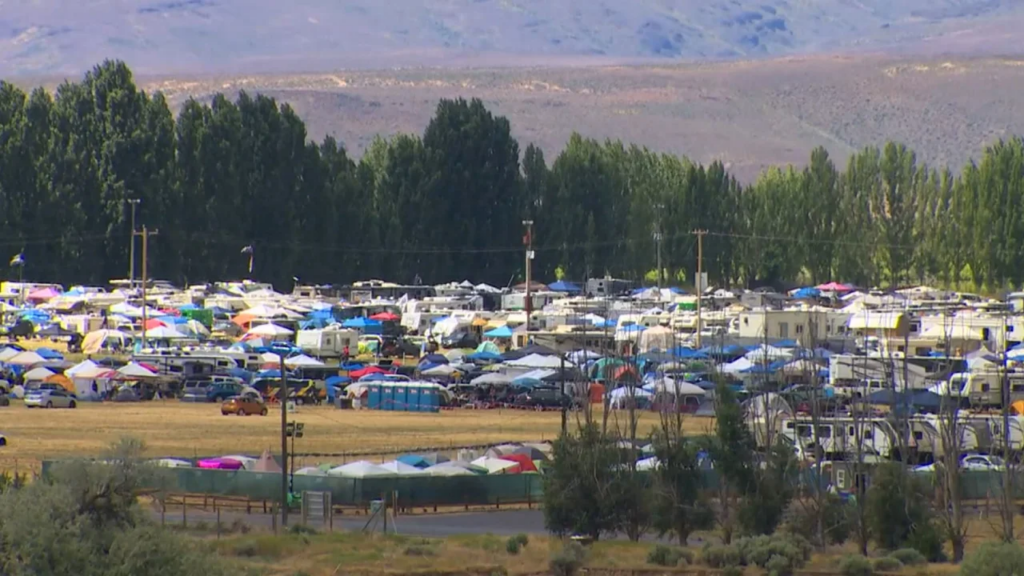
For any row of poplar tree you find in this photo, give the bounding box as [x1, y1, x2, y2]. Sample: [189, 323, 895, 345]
[0, 60, 1022, 291]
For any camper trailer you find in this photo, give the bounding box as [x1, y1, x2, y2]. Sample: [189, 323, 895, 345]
[954, 370, 1024, 409]
[779, 416, 899, 459]
[296, 328, 359, 359]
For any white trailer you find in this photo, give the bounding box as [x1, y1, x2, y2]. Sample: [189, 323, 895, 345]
[296, 328, 359, 359]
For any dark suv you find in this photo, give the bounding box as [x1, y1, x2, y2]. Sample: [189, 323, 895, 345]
[514, 387, 573, 410]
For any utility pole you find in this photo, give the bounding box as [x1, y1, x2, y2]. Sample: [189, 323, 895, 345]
[560, 354, 567, 434]
[693, 230, 707, 348]
[654, 204, 664, 289]
[127, 198, 140, 284]
[134, 227, 158, 349]
[522, 220, 534, 330]
[279, 351, 289, 528]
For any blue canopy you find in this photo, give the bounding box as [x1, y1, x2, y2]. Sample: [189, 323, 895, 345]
[511, 377, 546, 389]
[325, 375, 351, 388]
[792, 287, 821, 299]
[467, 350, 502, 362]
[299, 318, 329, 330]
[343, 317, 382, 329]
[397, 454, 431, 468]
[701, 344, 746, 357]
[484, 325, 514, 338]
[228, 367, 253, 383]
[548, 280, 581, 293]
[774, 339, 799, 348]
[670, 347, 709, 360]
[257, 369, 283, 378]
[341, 361, 365, 371]
[34, 347, 64, 360]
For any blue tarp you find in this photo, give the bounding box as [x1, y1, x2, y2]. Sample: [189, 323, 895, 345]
[670, 347, 709, 360]
[774, 339, 799, 348]
[467, 351, 502, 362]
[484, 325, 514, 338]
[548, 281, 581, 293]
[342, 317, 382, 329]
[792, 287, 821, 299]
[34, 348, 63, 360]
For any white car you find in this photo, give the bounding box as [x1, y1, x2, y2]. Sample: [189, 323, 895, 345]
[961, 454, 1006, 472]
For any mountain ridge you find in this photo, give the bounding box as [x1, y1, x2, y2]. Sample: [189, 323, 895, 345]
[2, 0, 1023, 76]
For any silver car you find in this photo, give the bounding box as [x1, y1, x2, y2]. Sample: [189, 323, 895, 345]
[24, 388, 78, 409]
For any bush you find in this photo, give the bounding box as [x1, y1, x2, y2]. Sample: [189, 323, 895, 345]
[783, 495, 853, 546]
[722, 567, 743, 576]
[233, 541, 259, 558]
[767, 554, 794, 576]
[872, 557, 903, 573]
[513, 533, 529, 548]
[647, 545, 689, 567]
[731, 534, 810, 571]
[959, 541, 1024, 576]
[288, 524, 318, 536]
[906, 522, 945, 563]
[403, 544, 436, 557]
[549, 541, 587, 576]
[888, 548, 926, 567]
[702, 543, 741, 568]
[505, 537, 520, 555]
[192, 520, 210, 532]
[838, 554, 873, 576]
[230, 518, 251, 534]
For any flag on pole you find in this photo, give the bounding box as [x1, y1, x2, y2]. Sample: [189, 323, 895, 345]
[9, 253, 24, 267]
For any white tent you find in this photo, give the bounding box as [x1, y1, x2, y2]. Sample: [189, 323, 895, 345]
[144, 325, 188, 340]
[425, 463, 478, 477]
[608, 386, 654, 409]
[327, 461, 396, 478]
[638, 325, 675, 353]
[506, 353, 564, 369]
[722, 357, 753, 374]
[259, 352, 282, 363]
[247, 323, 294, 337]
[421, 364, 458, 377]
[649, 378, 707, 397]
[0, 347, 20, 362]
[636, 456, 660, 471]
[470, 457, 521, 474]
[294, 466, 328, 477]
[745, 345, 792, 362]
[183, 320, 211, 337]
[379, 461, 429, 476]
[152, 458, 193, 468]
[117, 362, 157, 378]
[240, 304, 290, 319]
[284, 354, 325, 368]
[6, 351, 45, 366]
[66, 359, 99, 377]
[22, 367, 55, 381]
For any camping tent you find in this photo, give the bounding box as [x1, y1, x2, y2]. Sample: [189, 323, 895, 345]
[326, 461, 396, 478]
[506, 353, 563, 369]
[284, 354, 325, 368]
[483, 325, 514, 339]
[6, 351, 46, 366]
[117, 362, 157, 378]
[247, 323, 294, 337]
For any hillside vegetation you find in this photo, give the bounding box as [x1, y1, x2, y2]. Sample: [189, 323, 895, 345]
[141, 56, 1024, 181]
[2, 0, 1023, 75]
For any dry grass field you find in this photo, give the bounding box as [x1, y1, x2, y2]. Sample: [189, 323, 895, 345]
[0, 401, 713, 474]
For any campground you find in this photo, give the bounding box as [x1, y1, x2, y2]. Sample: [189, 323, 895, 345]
[0, 400, 710, 474]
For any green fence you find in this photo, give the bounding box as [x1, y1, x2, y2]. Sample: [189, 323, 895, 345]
[145, 467, 543, 508]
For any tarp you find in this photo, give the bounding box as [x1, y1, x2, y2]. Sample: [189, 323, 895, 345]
[506, 353, 563, 369]
[548, 281, 581, 293]
[369, 312, 399, 321]
[484, 325, 514, 339]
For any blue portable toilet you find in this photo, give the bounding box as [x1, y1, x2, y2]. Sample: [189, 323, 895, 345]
[407, 384, 422, 412]
[421, 386, 440, 413]
[394, 384, 408, 412]
[367, 384, 382, 410]
[382, 383, 395, 411]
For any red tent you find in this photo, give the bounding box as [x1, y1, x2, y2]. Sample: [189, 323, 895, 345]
[349, 365, 390, 379]
[143, 318, 168, 330]
[498, 453, 538, 472]
[370, 311, 399, 321]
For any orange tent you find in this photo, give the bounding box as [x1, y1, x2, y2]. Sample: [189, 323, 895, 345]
[1012, 401, 1024, 416]
[44, 374, 74, 391]
[232, 313, 254, 328]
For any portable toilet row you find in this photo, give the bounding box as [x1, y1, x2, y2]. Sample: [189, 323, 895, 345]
[366, 382, 441, 413]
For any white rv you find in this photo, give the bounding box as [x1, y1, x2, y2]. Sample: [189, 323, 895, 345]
[296, 328, 359, 359]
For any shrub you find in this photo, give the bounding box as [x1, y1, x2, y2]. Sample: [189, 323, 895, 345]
[783, 495, 853, 546]
[722, 567, 743, 576]
[906, 522, 945, 562]
[505, 537, 520, 555]
[233, 541, 259, 558]
[888, 548, 926, 567]
[959, 541, 1024, 576]
[403, 544, 436, 557]
[838, 554, 873, 576]
[702, 543, 741, 568]
[767, 554, 793, 576]
[731, 534, 810, 570]
[549, 541, 587, 576]
[647, 545, 688, 567]
[513, 533, 529, 548]
[230, 518, 251, 534]
[288, 524, 318, 536]
[192, 520, 210, 532]
[872, 557, 903, 573]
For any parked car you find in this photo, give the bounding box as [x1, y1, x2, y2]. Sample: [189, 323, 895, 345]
[181, 381, 244, 403]
[221, 393, 268, 416]
[24, 388, 77, 409]
[0, 433, 6, 446]
[514, 387, 572, 410]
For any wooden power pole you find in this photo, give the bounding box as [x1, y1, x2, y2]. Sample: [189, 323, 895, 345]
[693, 230, 707, 348]
[134, 226, 158, 349]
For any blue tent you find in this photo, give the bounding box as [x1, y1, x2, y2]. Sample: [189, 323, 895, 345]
[670, 347, 709, 360]
[701, 344, 746, 358]
[325, 375, 351, 388]
[792, 287, 821, 299]
[397, 454, 431, 468]
[342, 317, 381, 329]
[467, 350, 502, 362]
[228, 367, 253, 383]
[774, 339, 799, 348]
[34, 348, 64, 360]
[548, 280, 582, 293]
[484, 325, 514, 338]
[341, 361, 365, 371]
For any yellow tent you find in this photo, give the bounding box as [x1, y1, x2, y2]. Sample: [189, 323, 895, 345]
[44, 374, 74, 392]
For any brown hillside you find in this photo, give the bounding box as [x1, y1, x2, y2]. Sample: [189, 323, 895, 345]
[139, 55, 1024, 181]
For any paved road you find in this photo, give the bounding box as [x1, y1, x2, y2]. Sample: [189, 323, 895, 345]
[157, 506, 546, 536]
